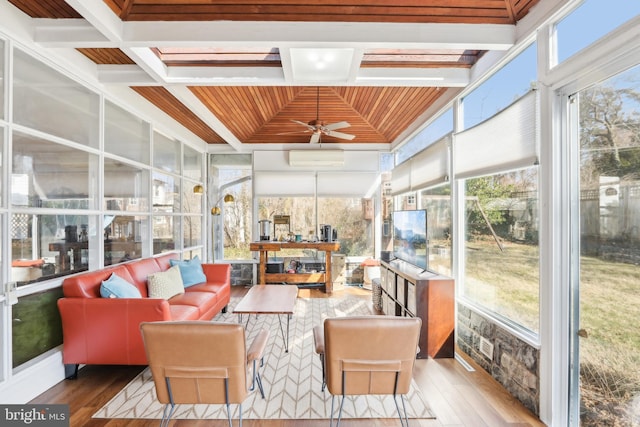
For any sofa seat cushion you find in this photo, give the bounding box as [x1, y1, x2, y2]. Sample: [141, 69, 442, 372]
[168, 291, 219, 318]
[168, 304, 201, 321]
[186, 282, 228, 295]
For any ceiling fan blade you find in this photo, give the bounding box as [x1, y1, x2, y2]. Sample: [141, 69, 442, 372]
[310, 133, 321, 144]
[325, 121, 350, 131]
[325, 130, 356, 140]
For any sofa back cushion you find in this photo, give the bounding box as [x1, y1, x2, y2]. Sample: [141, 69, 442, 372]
[125, 257, 164, 298]
[63, 265, 134, 298]
[154, 252, 179, 271]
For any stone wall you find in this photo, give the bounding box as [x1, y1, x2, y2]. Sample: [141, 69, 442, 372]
[229, 261, 254, 286]
[457, 303, 540, 415]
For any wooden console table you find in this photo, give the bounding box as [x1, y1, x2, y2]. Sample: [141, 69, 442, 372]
[249, 241, 340, 293]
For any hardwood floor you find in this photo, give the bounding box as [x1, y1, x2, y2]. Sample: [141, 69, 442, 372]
[30, 285, 546, 427]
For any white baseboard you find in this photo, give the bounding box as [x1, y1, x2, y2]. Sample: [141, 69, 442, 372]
[0, 350, 67, 403]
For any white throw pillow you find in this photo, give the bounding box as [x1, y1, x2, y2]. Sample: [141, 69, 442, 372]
[148, 265, 185, 300]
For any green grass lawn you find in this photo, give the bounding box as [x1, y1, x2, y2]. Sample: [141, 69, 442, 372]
[465, 237, 640, 425]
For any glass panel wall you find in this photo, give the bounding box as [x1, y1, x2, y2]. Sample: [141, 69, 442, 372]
[0, 40, 4, 120]
[318, 197, 373, 257]
[13, 49, 99, 148]
[152, 172, 179, 254]
[397, 109, 453, 164]
[463, 43, 537, 130]
[463, 168, 540, 333]
[5, 47, 206, 374]
[556, 0, 640, 64]
[104, 100, 150, 164]
[574, 65, 640, 426]
[11, 213, 92, 282]
[153, 132, 181, 174]
[104, 215, 146, 265]
[420, 184, 452, 276]
[103, 158, 149, 211]
[12, 132, 97, 209]
[210, 155, 252, 261]
[183, 145, 202, 181]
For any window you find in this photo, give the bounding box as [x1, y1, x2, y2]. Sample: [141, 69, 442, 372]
[211, 154, 253, 261]
[463, 43, 537, 130]
[463, 168, 540, 333]
[12, 132, 97, 209]
[183, 145, 202, 181]
[0, 40, 4, 120]
[104, 158, 150, 211]
[556, 0, 640, 64]
[318, 197, 373, 257]
[397, 108, 453, 164]
[105, 101, 151, 164]
[572, 64, 640, 426]
[153, 132, 181, 174]
[13, 49, 100, 148]
[419, 184, 452, 276]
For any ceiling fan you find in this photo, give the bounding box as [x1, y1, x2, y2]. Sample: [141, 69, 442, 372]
[278, 87, 356, 143]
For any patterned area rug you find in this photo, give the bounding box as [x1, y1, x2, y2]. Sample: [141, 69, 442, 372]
[93, 294, 435, 420]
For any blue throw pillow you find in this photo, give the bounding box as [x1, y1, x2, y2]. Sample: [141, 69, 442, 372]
[100, 273, 142, 298]
[169, 256, 207, 288]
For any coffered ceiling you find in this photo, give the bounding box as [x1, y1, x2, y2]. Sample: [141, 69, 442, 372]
[5, 0, 544, 151]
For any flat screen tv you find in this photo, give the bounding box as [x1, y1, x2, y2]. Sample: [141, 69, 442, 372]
[392, 209, 428, 270]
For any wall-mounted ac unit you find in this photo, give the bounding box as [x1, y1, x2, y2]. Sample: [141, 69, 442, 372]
[288, 150, 344, 167]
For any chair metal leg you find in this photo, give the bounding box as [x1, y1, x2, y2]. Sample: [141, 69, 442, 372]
[162, 378, 177, 427]
[250, 359, 266, 398]
[393, 394, 409, 427]
[320, 353, 326, 391]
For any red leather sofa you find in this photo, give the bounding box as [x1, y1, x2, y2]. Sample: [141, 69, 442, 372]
[57, 253, 231, 376]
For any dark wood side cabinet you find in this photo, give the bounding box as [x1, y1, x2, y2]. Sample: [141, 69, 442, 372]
[380, 259, 455, 359]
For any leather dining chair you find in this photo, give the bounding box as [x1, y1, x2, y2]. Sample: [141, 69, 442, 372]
[316, 316, 421, 427]
[140, 321, 269, 427]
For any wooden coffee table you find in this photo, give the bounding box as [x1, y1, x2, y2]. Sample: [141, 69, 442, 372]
[233, 285, 298, 352]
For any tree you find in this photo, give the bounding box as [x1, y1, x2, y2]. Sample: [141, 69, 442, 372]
[579, 83, 640, 186]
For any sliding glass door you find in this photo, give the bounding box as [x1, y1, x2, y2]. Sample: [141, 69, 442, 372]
[570, 64, 640, 426]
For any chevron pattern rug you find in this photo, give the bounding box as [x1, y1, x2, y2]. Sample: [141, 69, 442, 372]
[93, 294, 435, 420]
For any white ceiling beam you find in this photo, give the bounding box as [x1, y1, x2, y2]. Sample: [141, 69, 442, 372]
[356, 67, 469, 87]
[34, 19, 114, 47]
[165, 66, 286, 84]
[121, 46, 168, 84]
[120, 21, 515, 50]
[63, 0, 123, 43]
[97, 64, 157, 85]
[95, 63, 470, 87]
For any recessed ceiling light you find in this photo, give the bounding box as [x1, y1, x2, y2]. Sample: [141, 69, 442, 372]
[290, 48, 354, 82]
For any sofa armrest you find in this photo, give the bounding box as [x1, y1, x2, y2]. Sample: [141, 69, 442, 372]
[201, 263, 231, 284]
[58, 297, 172, 365]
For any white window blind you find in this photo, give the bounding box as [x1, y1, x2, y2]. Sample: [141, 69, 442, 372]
[317, 172, 379, 197]
[454, 90, 538, 179]
[410, 135, 450, 190]
[390, 159, 411, 196]
[254, 172, 315, 196]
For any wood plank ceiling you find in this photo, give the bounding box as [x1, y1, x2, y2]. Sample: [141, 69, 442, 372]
[7, 0, 540, 148]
